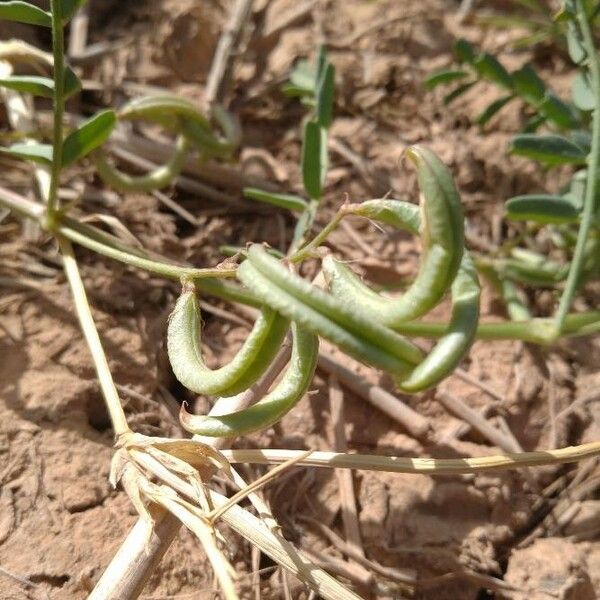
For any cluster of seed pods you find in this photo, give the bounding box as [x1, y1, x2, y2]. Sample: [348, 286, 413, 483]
[167, 146, 481, 437]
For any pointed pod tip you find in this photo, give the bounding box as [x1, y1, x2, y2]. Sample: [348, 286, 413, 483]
[405, 144, 426, 166]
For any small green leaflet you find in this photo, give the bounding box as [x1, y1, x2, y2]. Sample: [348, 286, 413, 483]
[566, 169, 587, 211]
[243, 188, 308, 212]
[62, 110, 116, 167]
[454, 39, 475, 64]
[302, 121, 323, 200]
[316, 45, 327, 83]
[566, 21, 587, 65]
[288, 60, 316, 95]
[473, 53, 513, 90]
[477, 95, 513, 126]
[281, 83, 313, 98]
[509, 134, 587, 165]
[0, 1, 51, 27]
[0, 68, 81, 99]
[539, 92, 579, 129]
[511, 64, 545, 105]
[506, 194, 581, 224]
[523, 114, 547, 133]
[572, 72, 595, 111]
[316, 63, 334, 129]
[0, 76, 56, 98]
[319, 126, 328, 187]
[0, 143, 53, 165]
[63, 67, 82, 98]
[424, 69, 468, 90]
[443, 81, 476, 105]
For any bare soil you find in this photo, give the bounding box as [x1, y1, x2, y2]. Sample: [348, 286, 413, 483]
[0, 1, 598, 599]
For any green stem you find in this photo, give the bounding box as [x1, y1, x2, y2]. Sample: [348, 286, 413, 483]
[554, 2, 600, 334]
[394, 311, 600, 343]
[290, 205, 346, 262]
[59, 222, 237, 281]
[47, 0, 65, 225]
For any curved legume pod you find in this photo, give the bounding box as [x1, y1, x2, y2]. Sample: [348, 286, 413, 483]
[167, 285, 289, 397]
[398, 251, 480, 392]
[322, 146, 465, 326]
[119, 94, 213, 132]
[94, 134, 190, 193]
[237, 244, 423, 376]
[324, 200, 480, 392]
[95, 95, 239, 192]
[179, 323, 318, 437]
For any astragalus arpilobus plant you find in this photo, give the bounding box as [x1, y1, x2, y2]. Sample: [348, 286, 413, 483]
[0, 1, 599, 599]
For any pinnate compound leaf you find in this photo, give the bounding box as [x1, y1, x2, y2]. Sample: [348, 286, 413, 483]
[0, 1, 51, 27]
[62, 110, 116, 167]
[506, 194, 581, 224]
[509, 134, 587, 165]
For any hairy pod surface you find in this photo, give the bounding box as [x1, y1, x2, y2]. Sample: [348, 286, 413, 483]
[167, 287, 289, 396]
[398, 251, 480, 391]
[323, 199, 480, 392]
[237, 244, 424, 375]
[179, 323, 319, 437]
[322, 146, 465, 326]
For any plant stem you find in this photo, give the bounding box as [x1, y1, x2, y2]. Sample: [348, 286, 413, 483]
[290, 205, 346, 263]
[554, 2, 600, 334]
[222, 440, 600, 474]
[393, 311, 600, 343]
[59, 221, 237, 281]
[59, 236, 130, 436]
[47, 0, 65, 225]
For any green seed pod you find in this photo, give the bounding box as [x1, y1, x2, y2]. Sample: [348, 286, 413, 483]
[179, 323, 318, 437]
[237, 244, 423, 376]
[322, 146, 465, 326]
[323, 198, 480, 392]
[96, 95, 240, 192]
[167, 285, 289, 397]
[94, 135, 190, 193]
[119, 94, 212, 132]
[398, 251, 480, 392]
